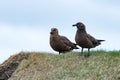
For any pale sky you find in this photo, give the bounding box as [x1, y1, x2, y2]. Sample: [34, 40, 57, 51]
[0, 0, 120, 63]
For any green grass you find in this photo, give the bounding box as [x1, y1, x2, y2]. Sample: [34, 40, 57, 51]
[9, 51, 120, 80]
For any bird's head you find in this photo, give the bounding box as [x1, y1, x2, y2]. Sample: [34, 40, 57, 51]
[50, 28, 59, 35]
[72, 22, 86, 30]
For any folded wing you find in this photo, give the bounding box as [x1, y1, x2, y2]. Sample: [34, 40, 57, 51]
[61, 36, 79, 49]
[87, 34, 105, 47]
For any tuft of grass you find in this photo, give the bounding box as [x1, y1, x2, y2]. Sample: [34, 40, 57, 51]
[9, 51, 120, 80]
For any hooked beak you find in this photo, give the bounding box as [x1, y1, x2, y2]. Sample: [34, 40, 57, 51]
[50, 32, 53, 34]
[72, 24, 77, 27]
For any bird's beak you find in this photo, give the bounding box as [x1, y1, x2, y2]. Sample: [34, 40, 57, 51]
[50, 32, 53, 34]
[72, 24, 76, 27]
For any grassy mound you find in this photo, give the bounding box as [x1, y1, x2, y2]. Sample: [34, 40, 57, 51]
[0, 52, 28, 80]
[2, 51, 120, 80]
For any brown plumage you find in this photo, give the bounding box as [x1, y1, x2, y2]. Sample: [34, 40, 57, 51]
[73, 22, 105, 57]
[50, 28, 79, 54]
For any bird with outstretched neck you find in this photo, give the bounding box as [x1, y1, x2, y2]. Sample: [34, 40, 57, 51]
[50, 28, 79, 54]
[73, 22, 105, 58]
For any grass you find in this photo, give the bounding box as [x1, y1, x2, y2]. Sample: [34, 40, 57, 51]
[9, 51, 120, 80]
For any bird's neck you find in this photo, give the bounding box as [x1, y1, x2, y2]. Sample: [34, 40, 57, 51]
[51, 34, 59, 38]
[53, 33, 59, 36]
[77, 29, 87, 33]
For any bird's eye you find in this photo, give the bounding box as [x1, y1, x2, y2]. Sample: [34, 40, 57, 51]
[80, 23, 84, 26]
[53, 29, 56, 31]
[53, 29, 55, 31]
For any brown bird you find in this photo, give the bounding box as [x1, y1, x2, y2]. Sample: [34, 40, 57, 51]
[50, 28, 79, 54]
[73, 22, 105, 57]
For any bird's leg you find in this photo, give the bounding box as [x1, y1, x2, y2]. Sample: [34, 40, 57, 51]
[59, 52, 61, 55]
[84, 48, 90, 58]
[88, 48, 90, 56]
[81, 48, 83, 54]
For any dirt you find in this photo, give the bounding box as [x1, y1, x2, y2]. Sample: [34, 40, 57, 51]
[0, 52, 29, 80]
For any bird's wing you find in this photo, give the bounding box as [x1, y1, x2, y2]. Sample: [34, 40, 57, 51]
[61, 36, 76, 47]
[87, 34, 97, 44]
[60, 36, 79, 49]
[87, 34, 105, 46]
[60, 36, 74, 46]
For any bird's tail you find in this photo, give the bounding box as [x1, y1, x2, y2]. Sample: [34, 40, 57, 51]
[96, 40, 105, 46]
[73, 44, 79, 49]
[75, 46, 79, 49]
[97, 40, 105, 42]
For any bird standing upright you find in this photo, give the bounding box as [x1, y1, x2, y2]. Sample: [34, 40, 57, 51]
[50, 28, 79, 54]
[73, 22, 105, 57]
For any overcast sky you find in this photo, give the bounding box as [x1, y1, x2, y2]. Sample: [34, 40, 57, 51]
[0, 0, 120, 63]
